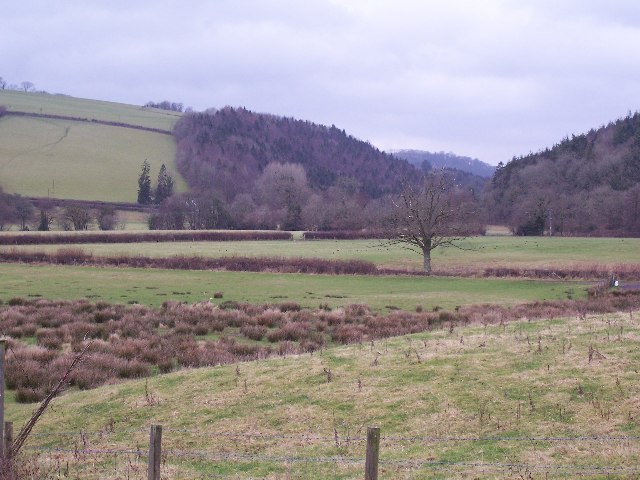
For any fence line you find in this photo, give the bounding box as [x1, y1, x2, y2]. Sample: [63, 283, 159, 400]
[22, 444, 640, 476]
[15, 423, 640, 480]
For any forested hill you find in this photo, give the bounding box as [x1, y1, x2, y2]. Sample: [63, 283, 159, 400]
[485, 111, 640, 236]
[393, 150, 495, 178]
[174, 107, 418, 200]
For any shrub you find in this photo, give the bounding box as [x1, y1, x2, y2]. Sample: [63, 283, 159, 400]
[278, 302, 301, 312]
[117, 359, 151, 379]
[15, 386, 47, 403]
[266, 322, 310, 342]
[240, 324, 268, 341]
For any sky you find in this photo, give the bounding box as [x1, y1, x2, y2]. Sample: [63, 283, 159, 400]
[2, 0, 640, 165]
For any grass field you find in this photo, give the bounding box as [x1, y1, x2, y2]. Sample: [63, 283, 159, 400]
[6, 310, 639, 478]
[3, 236, 638, 272]
[0, 263, 584, 311]
[0, 90, 181, 131]
[0, 91, 186, 202]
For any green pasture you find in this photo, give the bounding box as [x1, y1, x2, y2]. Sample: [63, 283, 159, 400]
[0, 115, 186, 202]
[0, 90, 181, 131]
[7, 311, 639, 478]
[3, 235, 639, 271]
[0, 263, 583, 311]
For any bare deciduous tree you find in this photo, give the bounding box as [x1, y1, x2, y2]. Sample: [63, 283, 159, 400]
[388, 173, 478, 274]
[20, 81, 34, 92]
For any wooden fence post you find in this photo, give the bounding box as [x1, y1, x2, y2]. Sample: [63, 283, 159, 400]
[0, 339, 5, 460]
[148, 424, 162, 480]
[4, 422, 12, 458]
[365, 426, 380, 480]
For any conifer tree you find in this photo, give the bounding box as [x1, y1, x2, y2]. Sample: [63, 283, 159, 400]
[137, 160, 152, 205]
[154, 163, 174, 204]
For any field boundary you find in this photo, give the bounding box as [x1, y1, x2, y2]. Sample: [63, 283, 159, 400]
[3, 110, 173, 135]
[12, 424, 640, 478]
[0, 230, 293, 245]
[2, 248, 640, 281]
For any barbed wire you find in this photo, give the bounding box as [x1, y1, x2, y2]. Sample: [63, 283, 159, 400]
[381, 459, 640, 474]
[24, 446, 144, 456]
[165, 449, 364, 464]
[20, 426, 640, 444]
[381, 434, 640, 443]
[28, 428, 147, 438]
[164, 428, 360, 442]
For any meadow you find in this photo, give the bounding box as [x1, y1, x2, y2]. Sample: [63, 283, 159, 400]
[5, 309, 639, 478]
[0, 115, 185, 202]
[2, 235, 638, 272]
[0, 263, 582, 311]
[0, 90, 181, 131]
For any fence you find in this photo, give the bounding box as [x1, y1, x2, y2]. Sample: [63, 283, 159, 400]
[5, 423, 640, 479]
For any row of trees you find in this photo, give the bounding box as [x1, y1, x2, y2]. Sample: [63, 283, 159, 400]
[143, 100, 189, 112]
[0, 76, 35, 92]
[0, 190, 119, 231]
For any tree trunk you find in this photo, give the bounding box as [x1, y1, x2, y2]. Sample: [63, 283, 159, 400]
[422, 250, 432, 274]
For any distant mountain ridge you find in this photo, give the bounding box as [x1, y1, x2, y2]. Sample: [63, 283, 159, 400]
[392, 150, 496, 178]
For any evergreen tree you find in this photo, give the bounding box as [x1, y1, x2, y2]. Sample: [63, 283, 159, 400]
[154, 163, 174, 204]
[137, 160, 152, 205]
[37, 209, 52, 231]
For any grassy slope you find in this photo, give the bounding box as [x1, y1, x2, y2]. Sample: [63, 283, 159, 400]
[7, 311, 639, 478]
[3, 236, 639, 272]
[0, 263, 582, 311]
[0, 91, 186, 202]
[0, 90, 181, 131]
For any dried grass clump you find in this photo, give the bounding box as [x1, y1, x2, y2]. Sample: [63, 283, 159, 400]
[241, 324, 268, 341]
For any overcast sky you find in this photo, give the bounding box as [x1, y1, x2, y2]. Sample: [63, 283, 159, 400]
[2, 0, 640, 165]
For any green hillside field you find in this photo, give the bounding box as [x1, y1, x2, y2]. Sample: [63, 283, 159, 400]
[0, 91, 186, 202]
[0, 90, 181, 131]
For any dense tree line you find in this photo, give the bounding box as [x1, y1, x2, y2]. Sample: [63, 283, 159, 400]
[143, 100, 185, 112]
[485, 111, 640, 236]
[0, 188, 119, 231]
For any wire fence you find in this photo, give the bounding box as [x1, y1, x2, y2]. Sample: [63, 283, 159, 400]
[11, 424, 640, 479]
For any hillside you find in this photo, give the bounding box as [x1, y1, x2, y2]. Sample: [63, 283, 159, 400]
[174, 107, 418, 200]
[485, 111, 640, 236]
[7, 308, 639, 478]
[0, 91, 186, 202]
[393, 149, 496, 178]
